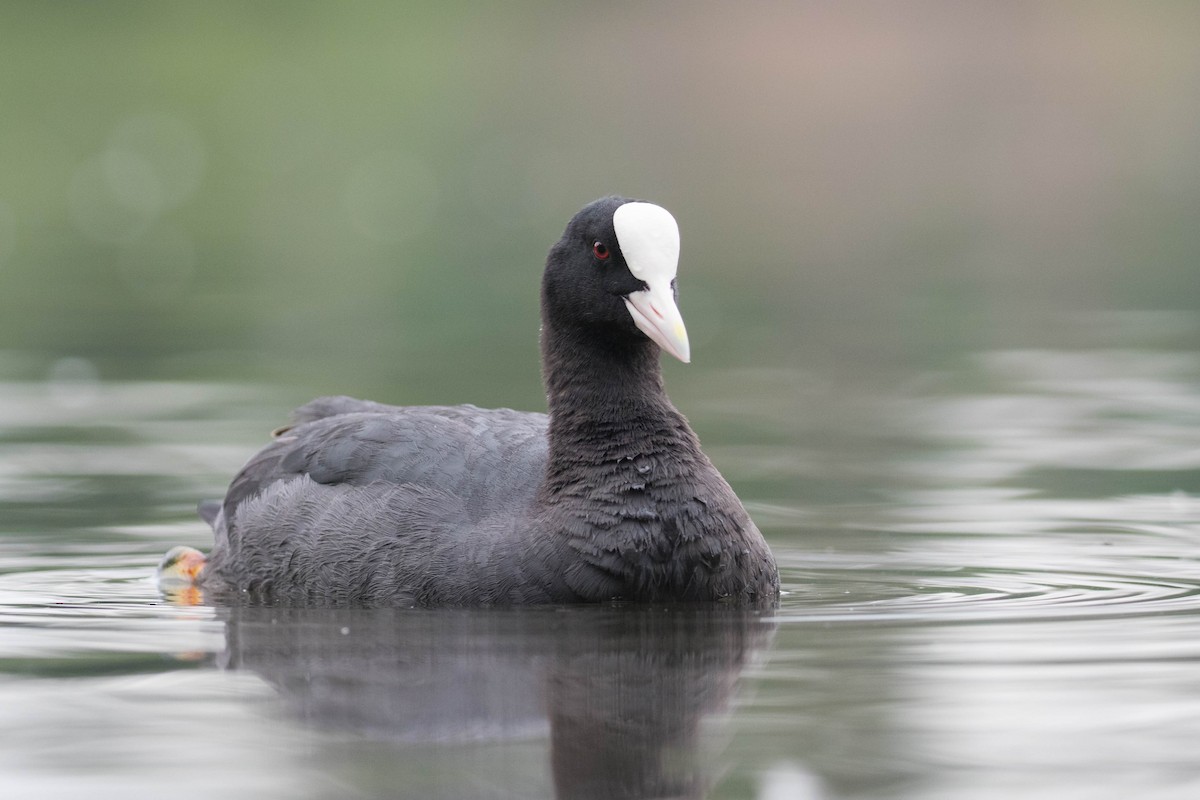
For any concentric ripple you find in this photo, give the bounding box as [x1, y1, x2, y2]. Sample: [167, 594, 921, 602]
[780, 557, 1200, 624]
[772, 495, 1200, 624]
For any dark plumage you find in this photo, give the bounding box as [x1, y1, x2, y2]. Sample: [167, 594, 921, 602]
[192, 197, 779, 606]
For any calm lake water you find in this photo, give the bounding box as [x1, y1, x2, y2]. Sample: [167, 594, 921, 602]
[2, 341, 1198, 800]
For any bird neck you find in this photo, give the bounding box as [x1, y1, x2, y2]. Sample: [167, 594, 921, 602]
[539, 317, 699, 469]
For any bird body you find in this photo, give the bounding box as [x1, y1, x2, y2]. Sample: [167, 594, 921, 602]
[169, 198, 779, 607]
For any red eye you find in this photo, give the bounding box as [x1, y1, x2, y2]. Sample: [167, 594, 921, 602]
[592, 241, 610, 260]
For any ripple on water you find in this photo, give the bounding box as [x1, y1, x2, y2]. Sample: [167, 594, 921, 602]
[1, 518, 1197, 658]
[0, 557, 222, 663]
[771, 487, 1200, 624]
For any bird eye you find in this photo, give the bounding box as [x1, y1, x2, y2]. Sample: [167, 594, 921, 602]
[592, 241, 610, 260]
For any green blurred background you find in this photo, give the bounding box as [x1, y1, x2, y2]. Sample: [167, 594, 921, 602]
[1, 1, 1198, 410]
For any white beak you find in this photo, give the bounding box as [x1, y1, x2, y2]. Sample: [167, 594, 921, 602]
[613, 202, 691, 363]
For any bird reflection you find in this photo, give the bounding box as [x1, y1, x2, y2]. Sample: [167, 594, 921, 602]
[214, 604, 775, 799]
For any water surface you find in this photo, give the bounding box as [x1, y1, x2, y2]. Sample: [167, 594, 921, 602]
[2, 346, 1199, 799]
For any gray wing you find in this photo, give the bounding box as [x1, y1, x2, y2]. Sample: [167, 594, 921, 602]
[204, 399, 551, 604]
[223, 399, 549, 525]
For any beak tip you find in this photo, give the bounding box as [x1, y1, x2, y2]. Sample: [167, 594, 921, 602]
[668, 346, 691, 364]
[624, 291, 692, 365]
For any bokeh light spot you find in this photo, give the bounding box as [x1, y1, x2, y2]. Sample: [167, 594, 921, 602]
[101, 148, 165, 218]
[108, 112, 206, 210]
[66, 154, 154, 243]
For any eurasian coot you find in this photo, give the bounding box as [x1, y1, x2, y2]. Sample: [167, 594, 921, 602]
[162, 197, 779, 606]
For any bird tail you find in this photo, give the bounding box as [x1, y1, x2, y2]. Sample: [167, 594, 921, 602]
[198, 499, 222, 529]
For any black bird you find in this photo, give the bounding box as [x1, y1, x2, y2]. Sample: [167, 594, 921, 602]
[160, 197, 779, 606]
